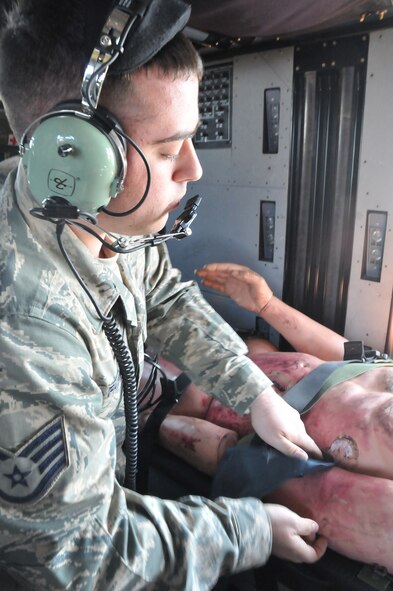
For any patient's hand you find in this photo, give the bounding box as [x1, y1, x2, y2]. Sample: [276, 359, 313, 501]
[196, 262, 273, 315]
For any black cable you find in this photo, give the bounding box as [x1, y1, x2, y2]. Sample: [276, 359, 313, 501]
[30, 203, 176, 256]
[55, 221, 139, 490]
[30, 197, 198, 255]
[138, 353, 169, 411]
[98, 125, 152, 217]
[103, 315, 139, 491]
[67, 219, 181, 255]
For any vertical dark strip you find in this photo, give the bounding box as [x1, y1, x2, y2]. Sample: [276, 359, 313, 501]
[283, 35, 368, 340]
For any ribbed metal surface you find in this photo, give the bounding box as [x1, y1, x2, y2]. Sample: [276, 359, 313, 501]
[283, 35, 368, 336]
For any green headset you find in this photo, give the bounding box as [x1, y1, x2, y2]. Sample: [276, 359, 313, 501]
[19, 0, 191, 216]
[21, 105, 128, 214]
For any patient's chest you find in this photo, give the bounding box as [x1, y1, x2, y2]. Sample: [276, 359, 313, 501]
[303, 365, 393, 477]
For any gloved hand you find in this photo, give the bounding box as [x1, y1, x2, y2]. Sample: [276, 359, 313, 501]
[250, 386, 322, 460]
[265, 504, 328, 563]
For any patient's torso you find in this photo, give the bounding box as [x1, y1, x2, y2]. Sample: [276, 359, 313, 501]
[250, 352, 393, 477]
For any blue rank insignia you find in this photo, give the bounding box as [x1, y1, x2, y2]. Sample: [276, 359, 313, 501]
[0, 416, 69, 504]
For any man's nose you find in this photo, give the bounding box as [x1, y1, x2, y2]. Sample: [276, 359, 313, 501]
[173, 138, 203, 182]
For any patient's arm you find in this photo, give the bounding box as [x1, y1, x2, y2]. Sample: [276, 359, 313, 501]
[196, 262, 347, 361]
[256, 295, 347, 361]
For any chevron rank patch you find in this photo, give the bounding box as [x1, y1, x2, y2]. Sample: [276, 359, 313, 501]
[0, 416, 69, 504]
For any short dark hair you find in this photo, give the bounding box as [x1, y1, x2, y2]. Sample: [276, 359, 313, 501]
[0, 2, 87, 139]
[0, 2, 202, 140]
[100, 33, 203, 107]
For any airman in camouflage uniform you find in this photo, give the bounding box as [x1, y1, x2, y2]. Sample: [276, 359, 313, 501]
[0, 1, 326, 589]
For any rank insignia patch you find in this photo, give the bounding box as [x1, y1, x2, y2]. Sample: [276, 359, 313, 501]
[0, 416, 69, 504]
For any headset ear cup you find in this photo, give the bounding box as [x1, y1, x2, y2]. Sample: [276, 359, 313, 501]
[85, 103, 128, 184]
[22, 108, 127, 213]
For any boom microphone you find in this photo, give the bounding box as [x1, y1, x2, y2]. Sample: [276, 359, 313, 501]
[30, 194, 202, 255]
[112, 194, 202, 252]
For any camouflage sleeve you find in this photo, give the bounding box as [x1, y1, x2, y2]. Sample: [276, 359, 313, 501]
[0, 315, 272, 590]
[144, 244, 273, 415]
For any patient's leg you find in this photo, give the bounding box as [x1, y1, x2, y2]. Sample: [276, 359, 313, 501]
[244, 336, 279, 354]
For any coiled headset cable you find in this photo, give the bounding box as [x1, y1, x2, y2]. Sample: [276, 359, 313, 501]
[55, 220, 139, 490]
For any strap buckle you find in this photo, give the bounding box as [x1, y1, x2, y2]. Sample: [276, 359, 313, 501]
[343, 340, 389, 362]
[160, 372, 192, 404]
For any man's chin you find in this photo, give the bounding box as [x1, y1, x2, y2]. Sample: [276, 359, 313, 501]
[97, 214, 168, 237]
[143, 217, 169, 236]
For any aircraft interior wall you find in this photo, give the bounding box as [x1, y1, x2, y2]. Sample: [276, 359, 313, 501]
[168, 47, 294, 345]
[168, 28, 393, 353]
[345, 28, 393, 354]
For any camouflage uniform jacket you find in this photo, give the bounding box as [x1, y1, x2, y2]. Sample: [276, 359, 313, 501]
[0, 163, 273, 590]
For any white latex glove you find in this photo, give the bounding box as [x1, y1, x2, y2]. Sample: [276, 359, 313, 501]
[265, 504, 328, 563]
[251, 386, 322, 460]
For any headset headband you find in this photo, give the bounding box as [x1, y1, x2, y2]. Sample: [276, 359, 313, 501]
[81, 0, 192, 110]
[82, 1, 151, 111]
